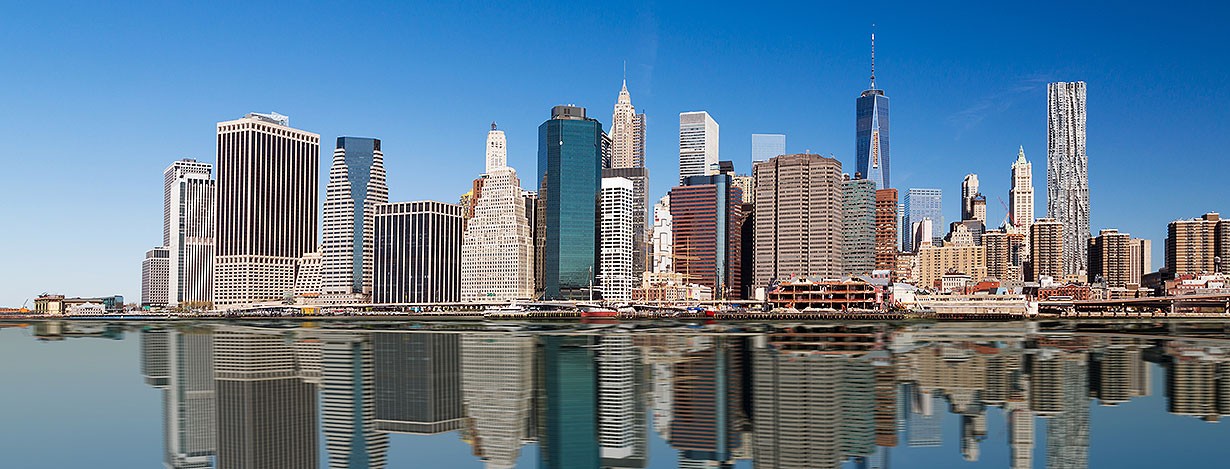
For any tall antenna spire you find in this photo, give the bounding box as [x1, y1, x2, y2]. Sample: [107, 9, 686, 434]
[622, 60, 627, 86]
[870, 25, 877, 89]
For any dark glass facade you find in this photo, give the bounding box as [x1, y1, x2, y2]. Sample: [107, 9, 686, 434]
[669, 174, 743, 299]
[540, 335, 599, 468]
[856, 90, 890, 189]
[537, 110, 604, 300]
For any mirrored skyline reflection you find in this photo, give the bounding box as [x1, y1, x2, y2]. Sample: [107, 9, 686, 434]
[6, 321, 1230, 467]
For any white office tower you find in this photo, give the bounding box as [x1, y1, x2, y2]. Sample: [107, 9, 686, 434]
[961, 174, 979, 221]
[678, 111, 719, 183]
[651, 195, 673, 273]
[321, 138, 389, 304]
[461, 126, 534, 302]
[461, 333, 533, 469]
[163, 159, 215, 307]
[600, 177, 636, 301]
[1047, 82, 1090, 277]
[162, 330, 216, 469]
[142, 247, 170, 307]
[1010, 146, 1035, 232]
[321, 333, 388, 469]
[214, 113, 319, 307]
[597, 334, 638, 460]
[610, 81, 646, 169]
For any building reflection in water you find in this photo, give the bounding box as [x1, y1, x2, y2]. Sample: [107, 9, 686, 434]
[128, 321, 1230, 469]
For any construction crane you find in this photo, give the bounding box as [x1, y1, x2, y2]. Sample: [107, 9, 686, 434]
[997, 196, 1013, 230]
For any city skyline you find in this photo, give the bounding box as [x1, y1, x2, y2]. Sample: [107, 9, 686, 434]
[3, 3, 1229, 305]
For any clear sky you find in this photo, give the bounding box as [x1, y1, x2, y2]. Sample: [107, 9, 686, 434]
[1, 1, 1227, 306]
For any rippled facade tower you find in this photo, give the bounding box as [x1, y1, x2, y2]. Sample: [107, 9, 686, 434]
[1046, 81, 1089, 277]
[856, 33, 890, 190]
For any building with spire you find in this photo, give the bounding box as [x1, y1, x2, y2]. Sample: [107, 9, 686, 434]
[321, 137, 389, 304]
[606, 83, 651, 276]
[1047, 81, 1090, 277]
[461, 124, 535, 302]
[856, 32, 890, 190]
[1009, 147, 1035, 233]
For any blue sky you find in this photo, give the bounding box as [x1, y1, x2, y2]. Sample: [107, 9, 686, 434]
[1, 1, 1227, 305]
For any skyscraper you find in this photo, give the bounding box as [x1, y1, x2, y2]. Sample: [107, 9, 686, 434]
[671, 175, 743, 299]
[856, 33, 890, 189]
[461, 125, 535, 302]
[537, 105, 604, 300]
[214, 112, 319, 307]
[1029, 218, 1064, 281]
[600, 177, 636, 301]
[903, 188, 943, 251]
[142, 247, 170, 307]
[163, 159, 215, 307]
[651, 195, 673, 274]
[1088, 229, 1132, 287]
[842, 177, 877, 276]
[1128, 238, 1152, 285]
[751, 134, 786, 163]
[875, 189, 899, 273]
[1009, 146, 1035, 232]
[604, 167, 651, 276]
[678, 111, 719, 183]
[373, 201, 463, 303]
[1047, 81, 1090, 276]
[321, 137, 389, 303]
[961, 174, 980, 221]
[753, 154, 843, 285]
[609, 81, 646, 169]
[1165, 213, 1223, 276]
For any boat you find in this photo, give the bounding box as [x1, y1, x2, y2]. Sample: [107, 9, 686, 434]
[484, 303, 525, 313]
[578, 303, 619, 318]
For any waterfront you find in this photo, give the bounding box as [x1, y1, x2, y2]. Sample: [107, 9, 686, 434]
[3, 320, 1230, 468]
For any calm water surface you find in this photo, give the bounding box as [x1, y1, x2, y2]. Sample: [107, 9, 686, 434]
[2, 320, 1229, 468]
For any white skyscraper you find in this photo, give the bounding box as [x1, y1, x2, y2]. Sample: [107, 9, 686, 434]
[1010, 146, 1035, 233]
[321, 137, 389, 303]
[751, 133, 786, 163]
[679, 111, 719, 183]
[1047, 81, 1089, 277]
[651, 195, 673, 273]
[163, 159, 215, 308]
[961, 174, 979, 221]
[142, 246, 170, 307]
[610, 81, 646, 169]
[214, 112, 319, 307]
[600, 177, 635, 301]
[461, 125, 535, 302]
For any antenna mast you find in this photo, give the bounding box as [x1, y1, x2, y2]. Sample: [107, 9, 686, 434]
[870, 25, 877, 89]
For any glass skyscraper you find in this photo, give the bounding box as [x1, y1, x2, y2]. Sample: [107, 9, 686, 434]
[856, 34, 890, 189]
[537, 105, 605, 300]
[751, 133, 786, 163]
[903, 188, 943, 251]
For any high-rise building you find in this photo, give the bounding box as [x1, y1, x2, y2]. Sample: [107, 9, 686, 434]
[610, 81, 646, 169]
[842, 177, 877, 276]
[214, 113, 319, 307]
[163, 159, 216, 307]
[320, 332, 389, 469]
[875, 189, 899, 273]
[604, 167, 651, 275]
[984, 230, 1026, 286]
[1029, 218, 1064, 282]
[670, 175, 743, 299]
[904, 189, 943, 251]
[321, 137, 389, 304]
[214, 327, 318, 468]
[372, 332, 464, 434]
[461, 125, 535, 302]
[1128, 238, 1152, 286]
[961, 174, 980, 222]
[751, 134, 786, 163]
[650, 195, 674, 277]
[916, 226, 987, 289]
[1047, 81, 1090, 276]
[600, 177, 636, 301]
[679, 111, 719, 183]
[537, 105, 604, 300]
[731, 174, 754, 205]
[856, 33, 890, 189]
[1089, 229, 1133, 287]
[373, 201, 463, 303]
[753, 154, 843, 284]
[142, 247, 170, 307]
[1166, 212, 1223, 276]
[1009, 146, 1035, 232]
[911, 218, 935, 253]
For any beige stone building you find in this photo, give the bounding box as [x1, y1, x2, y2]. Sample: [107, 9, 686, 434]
[1029, 218, 1064, 282]
[1166, 212, 1224, 276]
[752, 154, 843, 285]
[915, 224, 986, 289]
